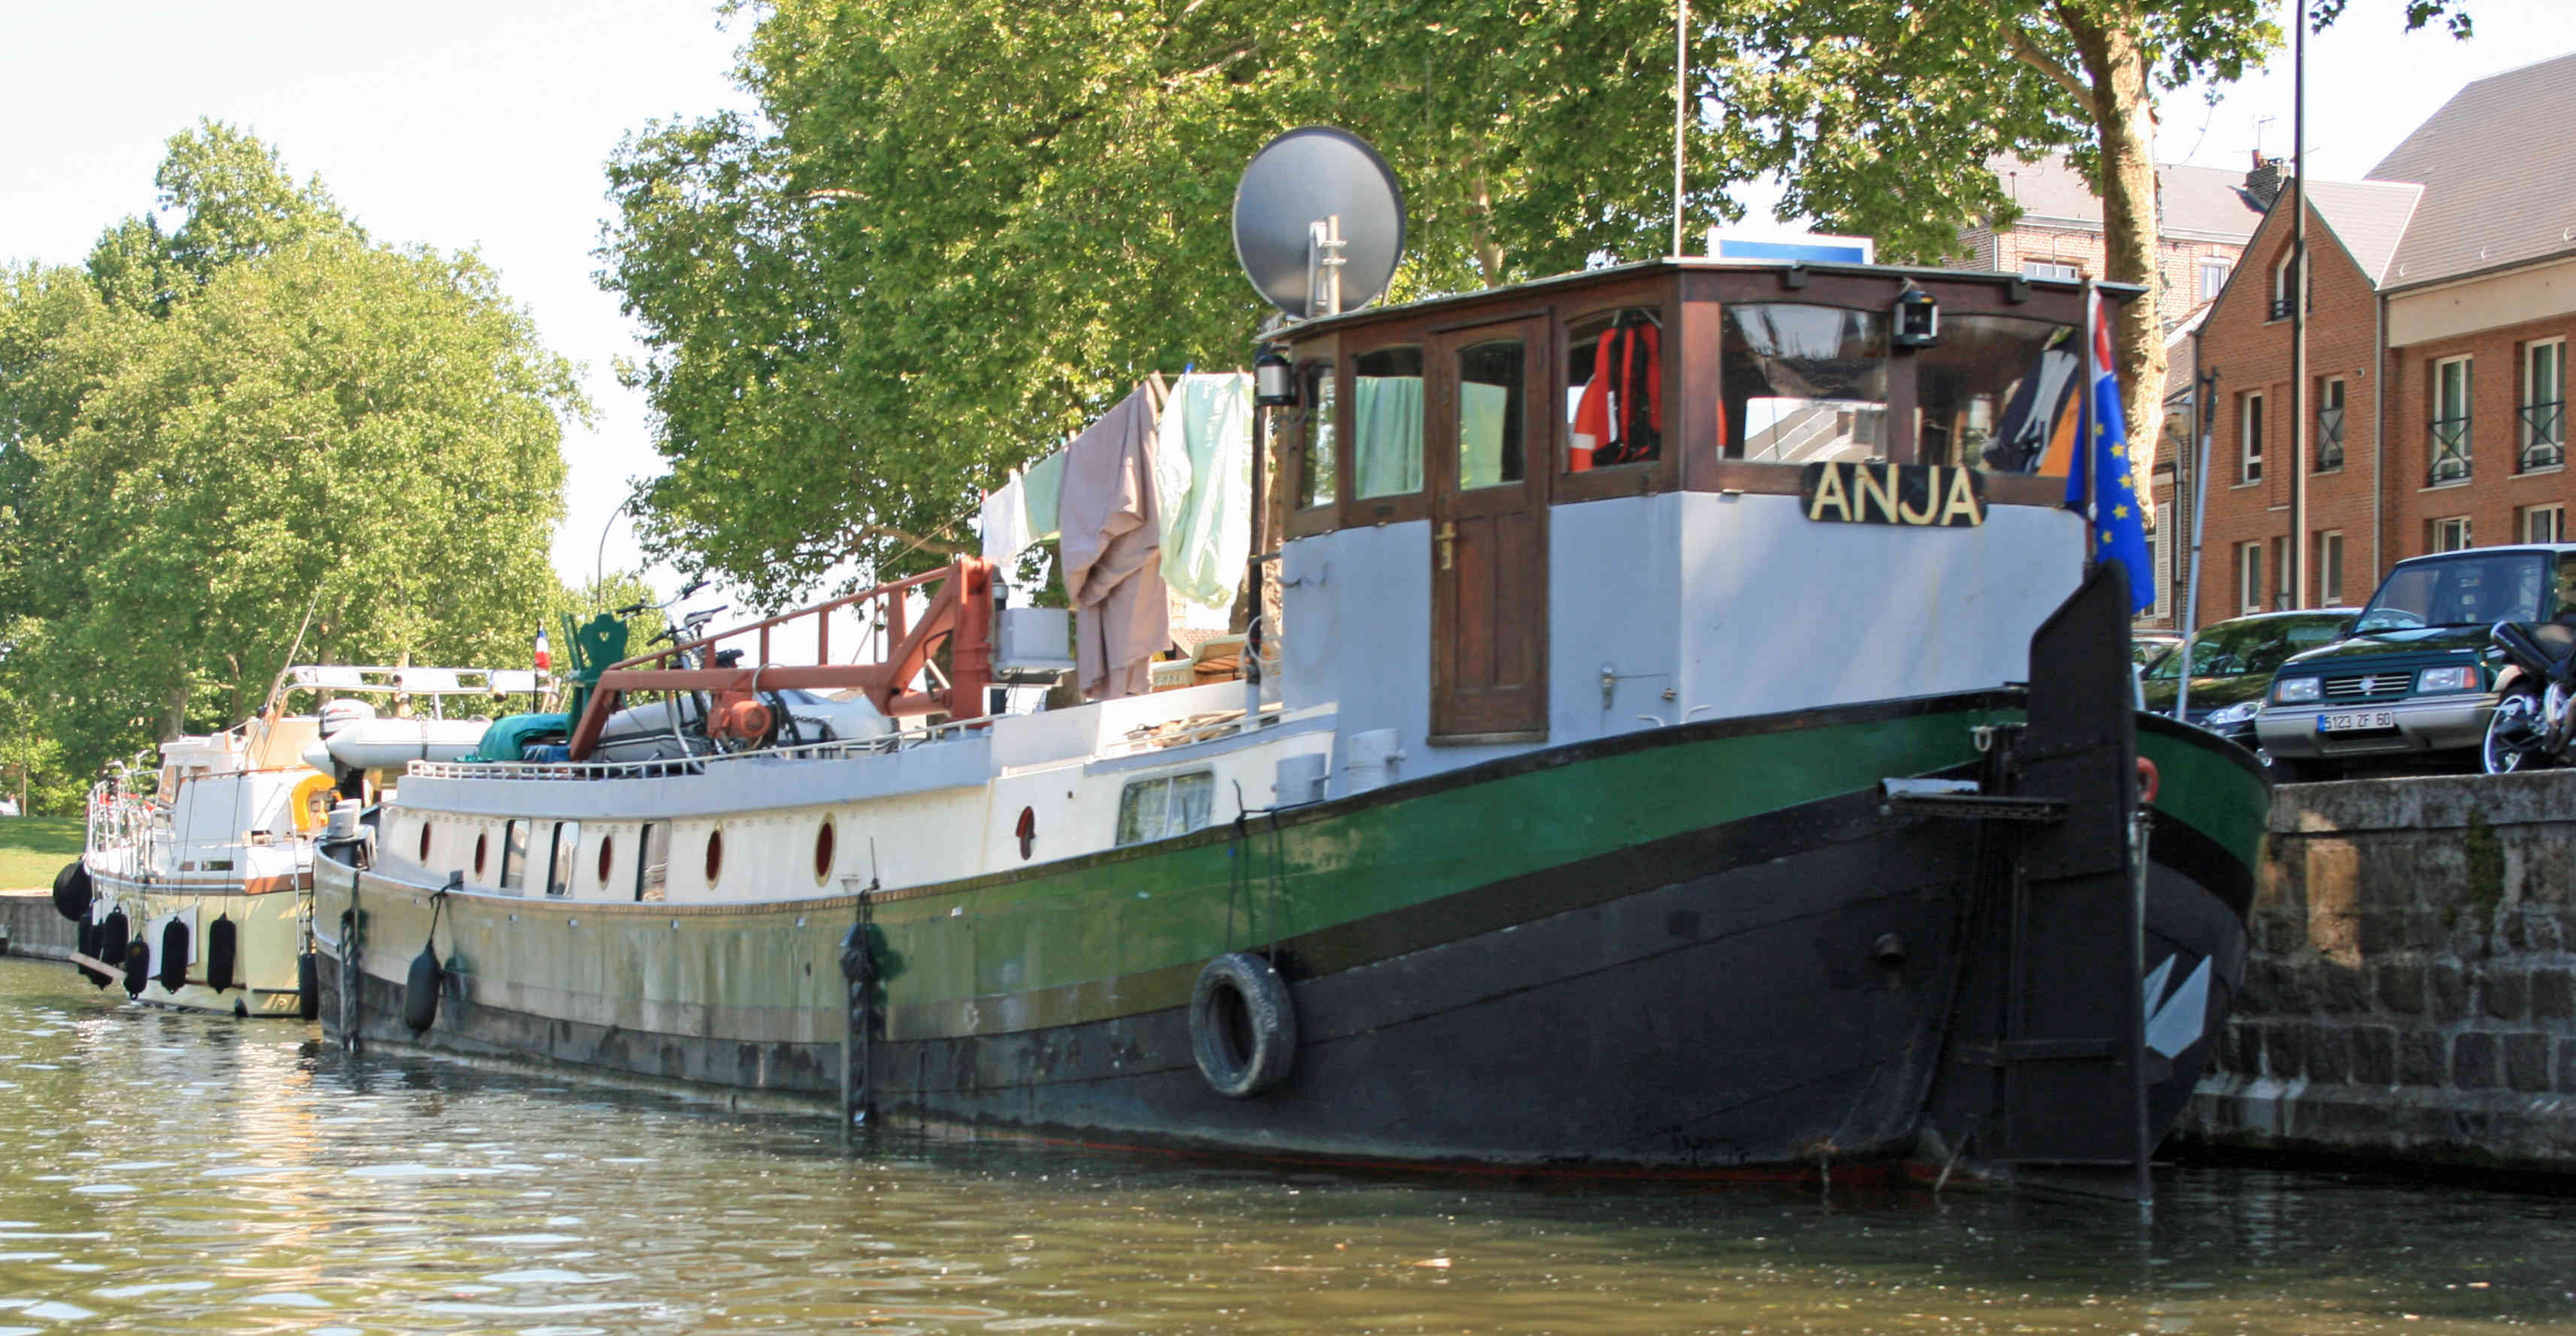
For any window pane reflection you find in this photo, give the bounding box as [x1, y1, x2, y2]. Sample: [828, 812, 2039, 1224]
[1915, 315, 2081, 473]
[1457, 340, 1524, 488]
[1298, 362, 1337, 508]
[1353, 346, 1424, 497]
[1724, 305, 1887, 463]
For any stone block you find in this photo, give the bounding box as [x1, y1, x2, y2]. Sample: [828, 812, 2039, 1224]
[2304, 1023, 2350, 1083]
[2432, 961, 2470, 1019]
[2360, 908, 2408, 955]
[2405, 910, 2449, 950]
[2484, 967, 2530, 1022]
[2376, 960, 2426, 1015]
[2559, 1039, 2576, 1095]
[2213, 1019, 2256, 1077]
[2531, 967, 2573, 1021]
[2507, 1033, 2552, 1093]
[2317, 963, 2369, 1016]
[2453, 1030, 2498, 1090]
[2400, 1030, 2447, 1087]
[2351, 1026, 2396, 1086]
[2240, 957, 2289, 1011]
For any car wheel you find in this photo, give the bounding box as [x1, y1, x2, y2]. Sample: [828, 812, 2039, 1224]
[2482, 687, 2549, 775]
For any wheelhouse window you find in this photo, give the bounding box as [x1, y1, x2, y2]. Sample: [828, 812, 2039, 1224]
[1352, 346, 1424, 498]
[1115, 771, 1215, 845]
[1455, 339, 1527, 488]
[1565, 308, 1662, 471]
[1296, 361, 1338, 508]
[1908, 315, 2078, 473]
[1723, 304, 1887, 464]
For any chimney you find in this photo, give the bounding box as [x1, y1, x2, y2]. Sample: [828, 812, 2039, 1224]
[2244, 153, 2283, 209]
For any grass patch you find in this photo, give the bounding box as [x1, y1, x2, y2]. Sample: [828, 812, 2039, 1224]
[0, 817, 86, 891]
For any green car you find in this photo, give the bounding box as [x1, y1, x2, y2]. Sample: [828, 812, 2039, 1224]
[2142, 610, 2360, 751]
[2254, 544, 2576, 780]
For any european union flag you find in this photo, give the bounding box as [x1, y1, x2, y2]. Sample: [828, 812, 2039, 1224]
[2065, 292, 2155, 613]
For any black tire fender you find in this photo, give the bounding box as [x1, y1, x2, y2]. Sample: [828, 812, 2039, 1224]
[156, 920, 189, 993]
[404, 948, 441, 1034]
[297, 951, 320, 1020]
[1188, 952, 1297, 1099]
[121, 939, 149, 998]
[50, 863, 92, 923]
[204, 917, 237, 993]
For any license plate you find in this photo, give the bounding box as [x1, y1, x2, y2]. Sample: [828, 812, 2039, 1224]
[2317, 710, 2397, 733]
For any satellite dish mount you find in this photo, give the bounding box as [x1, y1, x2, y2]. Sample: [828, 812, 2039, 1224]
[1306, 217, 1346, 319]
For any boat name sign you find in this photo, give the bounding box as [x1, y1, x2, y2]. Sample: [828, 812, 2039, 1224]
[1799, 462, 1987, 528]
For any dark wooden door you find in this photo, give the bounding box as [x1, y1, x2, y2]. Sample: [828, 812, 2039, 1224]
[1429, 315, 1551, 742]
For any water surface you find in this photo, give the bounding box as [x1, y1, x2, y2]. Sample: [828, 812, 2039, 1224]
[0, 958, 2567, 1334]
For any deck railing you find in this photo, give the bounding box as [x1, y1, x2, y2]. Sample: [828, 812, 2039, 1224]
[2427, 416, 2472, 485]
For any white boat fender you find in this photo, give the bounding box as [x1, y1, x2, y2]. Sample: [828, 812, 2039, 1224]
[51, 862, 91, 922]
[1345, 730, 1406, 794]
[1188, 953, 1297, 1098]
[205, 916, 237, 993]
[156, 920, 190, 994]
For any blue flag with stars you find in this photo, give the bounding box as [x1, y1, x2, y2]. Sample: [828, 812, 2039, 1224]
[2065, 292, 2154, 613]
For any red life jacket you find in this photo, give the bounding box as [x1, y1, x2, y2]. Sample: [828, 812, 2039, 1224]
[1570, 319, 1662, 471]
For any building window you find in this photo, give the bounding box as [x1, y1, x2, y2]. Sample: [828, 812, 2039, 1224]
[2269, 253, 2302, 321]
[2199, 259, 2231, 303]
[2523, 338, 2565, 472]
[2147, 503, 2169, 620]
[2429, 356, 2473, 485]
[2317, 530, 2344, 605]
[2272, 535, 2293, 609]
[2524, 504, 2566, 545]
[2433, 515, 2474, 552]
[2315, 376, 2346, 472]
[2238, 540, 2264, 615]
[2239, 391, 2265, 483]
[2021, 259, 2080, 283]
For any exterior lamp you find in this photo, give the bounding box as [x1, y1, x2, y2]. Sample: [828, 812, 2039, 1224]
[1253, 346, 1297, 407]
[1892, 287, 1939, 348]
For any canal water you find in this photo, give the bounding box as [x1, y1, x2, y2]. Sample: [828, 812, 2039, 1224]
[1, 957, 2568, 1336]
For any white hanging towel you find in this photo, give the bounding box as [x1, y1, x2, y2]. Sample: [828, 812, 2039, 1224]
[1154, 372, 1254, 609]
[981, 473, 1034, 571]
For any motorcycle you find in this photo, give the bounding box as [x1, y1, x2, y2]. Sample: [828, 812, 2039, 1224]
[2481, 616, 2576, 772]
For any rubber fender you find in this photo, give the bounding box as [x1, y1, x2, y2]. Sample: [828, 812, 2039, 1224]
[51, 863, 92, 923]
[98, 910, 129, 988]
[156, 920, 190, 993]
[204, 917, 237, 993]
[121, 939, 149, 998]
[75, 919, 106, 987]
[403, 947, 441, 1033]
[297, 952, 320, 1021]
[1188, 952, 1297, 1099]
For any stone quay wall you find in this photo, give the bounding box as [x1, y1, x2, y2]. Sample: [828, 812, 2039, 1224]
[0, 890, 77, 961]
[2179, 768, 2576, 1171]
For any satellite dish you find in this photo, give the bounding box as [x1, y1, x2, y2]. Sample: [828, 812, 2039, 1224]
[1232, 126, 1406, 319]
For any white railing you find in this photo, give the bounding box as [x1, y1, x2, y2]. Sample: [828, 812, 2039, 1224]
[404, 713, 996, 783]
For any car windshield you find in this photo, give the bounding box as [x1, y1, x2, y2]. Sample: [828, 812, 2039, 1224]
[2148, 617, 2349, 680]
[2355, 553, 2551, 631]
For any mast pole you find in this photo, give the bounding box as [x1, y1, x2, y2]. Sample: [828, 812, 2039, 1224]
[1672, 0, 1688, 255]
[2288, 0, 2309, 610]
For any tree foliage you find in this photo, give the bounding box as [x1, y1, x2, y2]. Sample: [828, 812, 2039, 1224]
[0, 123, 584, 798]
[601, 0, 1706, 605]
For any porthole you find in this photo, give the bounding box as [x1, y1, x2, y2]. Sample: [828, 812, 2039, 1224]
[417, 822, 431, 863]
[597, 833, 616, 888]
[704, 829, 725, 886]
[813, 819, 837, 885]
[474, 832, 489, 878]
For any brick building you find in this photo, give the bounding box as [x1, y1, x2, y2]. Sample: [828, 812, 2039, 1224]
[1959, 154, 2265, 329]
[2163, 52, 2576, 630]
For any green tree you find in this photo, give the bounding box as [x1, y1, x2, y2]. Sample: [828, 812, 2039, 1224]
[0, 125, 584, 778]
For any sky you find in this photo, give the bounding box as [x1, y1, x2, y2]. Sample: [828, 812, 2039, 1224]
[2, 0, 2568, 612]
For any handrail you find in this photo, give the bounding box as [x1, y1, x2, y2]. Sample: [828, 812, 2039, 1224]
[413, 712, 997, 782]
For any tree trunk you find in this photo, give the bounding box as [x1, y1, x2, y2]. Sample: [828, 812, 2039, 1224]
[160, 681, 192, 742]
[2060, 2, 2166, 497]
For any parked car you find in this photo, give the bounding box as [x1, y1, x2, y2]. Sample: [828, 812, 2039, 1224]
[2131, 631, 2184, 669]
[2142, 609, 2361, 751]
[2254, 544, 2576, 780]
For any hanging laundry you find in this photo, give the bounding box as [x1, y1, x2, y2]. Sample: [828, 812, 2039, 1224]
[1058, 377, 1170, 700]
[981, 473, 1034, 573]
[1154, 372, 1254, 609]
[1569, 315, 1662, 470]
[1352, 375, 1424, 497]
[1020, 449, 1066, 543]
